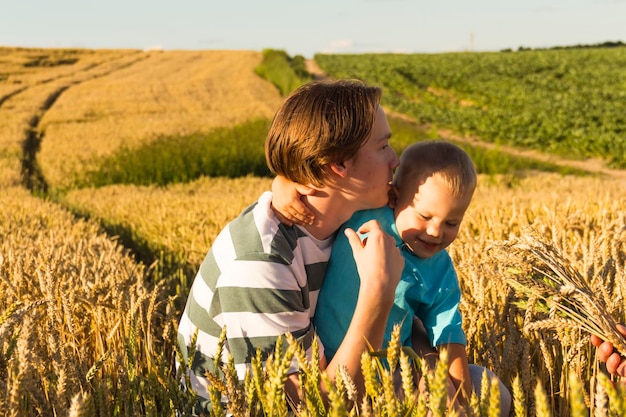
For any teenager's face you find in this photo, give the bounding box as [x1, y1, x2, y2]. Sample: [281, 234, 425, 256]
[345, 106, 400, 210]
[393, 175, 472, 258]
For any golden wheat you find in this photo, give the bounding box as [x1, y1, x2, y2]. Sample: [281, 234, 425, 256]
[3, 168, 626, 416]
[0, 48, 143, 187]
[61, 175, 273, 268]
[0, 49, 282, 189]
[3, 46, 626, 415]
[0, 187, 190, 416]
[37, 50, 283, 189]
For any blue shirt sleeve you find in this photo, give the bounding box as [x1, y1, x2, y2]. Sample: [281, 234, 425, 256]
[402, 251, 467, 347]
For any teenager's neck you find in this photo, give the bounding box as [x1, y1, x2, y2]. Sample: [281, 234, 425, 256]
[300, 192, 355, 241]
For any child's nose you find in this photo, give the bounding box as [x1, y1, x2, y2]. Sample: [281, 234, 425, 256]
[427, 223, 441, 237]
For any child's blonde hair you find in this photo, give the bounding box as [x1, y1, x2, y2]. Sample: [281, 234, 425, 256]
[393, 140, 477, 199]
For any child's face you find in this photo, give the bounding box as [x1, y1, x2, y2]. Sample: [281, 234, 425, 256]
[392, 175, 472, 259]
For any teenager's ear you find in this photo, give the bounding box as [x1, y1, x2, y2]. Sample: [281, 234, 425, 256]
[327, 161, 348, 178]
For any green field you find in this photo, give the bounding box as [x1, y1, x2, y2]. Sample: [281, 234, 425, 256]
[315, 47, 626, 167]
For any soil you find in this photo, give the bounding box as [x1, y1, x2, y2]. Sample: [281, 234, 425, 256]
[305, 59, 328, 81]
[305, 59, 626, 184]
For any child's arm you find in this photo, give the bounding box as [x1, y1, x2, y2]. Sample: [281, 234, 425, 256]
[411, 321, 469, 415]
[271, 175, 316, 226]
[441, 343, 472, 406]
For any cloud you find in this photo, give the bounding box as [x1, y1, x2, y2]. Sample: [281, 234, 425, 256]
[531, 5, 559, 13]
[323, 39, 399, 54]
[321, 39, 355, 53]
[321, 39, 412, 55]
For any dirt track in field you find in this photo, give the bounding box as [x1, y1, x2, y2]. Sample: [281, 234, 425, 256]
[305, 59, 626, 184]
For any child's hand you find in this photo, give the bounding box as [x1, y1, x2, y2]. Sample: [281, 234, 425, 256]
[271, 175, 316, 226]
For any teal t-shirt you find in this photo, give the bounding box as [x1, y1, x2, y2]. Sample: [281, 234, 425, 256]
[313, 206, 466, 362]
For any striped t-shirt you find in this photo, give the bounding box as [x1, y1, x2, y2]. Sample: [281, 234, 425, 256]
[177, 191, 332, 411]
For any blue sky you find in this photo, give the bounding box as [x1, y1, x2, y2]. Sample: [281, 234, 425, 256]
[3, 0, 625, 58]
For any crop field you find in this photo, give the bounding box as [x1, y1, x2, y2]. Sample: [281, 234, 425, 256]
[1, 46, 625, 416]
[314, 48, 626, 168]
[0, 47, 282, 190]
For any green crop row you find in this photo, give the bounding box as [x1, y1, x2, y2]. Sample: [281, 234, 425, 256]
[70, 115, 582, 191]
[314, 48, 626, 167]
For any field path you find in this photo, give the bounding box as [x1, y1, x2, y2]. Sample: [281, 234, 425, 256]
[433, 127, 626, 183]
[306, 59, 626, 183]
[305, 59, 328, 80]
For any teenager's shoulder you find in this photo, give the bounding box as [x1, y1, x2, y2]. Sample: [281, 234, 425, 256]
[344, 206, 394, 229]
[225, 191, 304, 260]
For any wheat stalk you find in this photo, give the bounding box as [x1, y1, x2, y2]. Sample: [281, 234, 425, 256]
[498, 227, 626, 357]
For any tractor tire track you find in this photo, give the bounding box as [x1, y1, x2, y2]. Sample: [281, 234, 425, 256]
[21, 85, 69, 193]
[18, 53, 150, 193]
[0, 86, 28, 108]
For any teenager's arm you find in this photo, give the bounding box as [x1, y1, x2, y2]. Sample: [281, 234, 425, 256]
[322, 220, 403, 400]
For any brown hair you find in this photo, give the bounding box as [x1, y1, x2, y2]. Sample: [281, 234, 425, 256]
[393, 140, 477, 199]
[265, 79, 382, 187]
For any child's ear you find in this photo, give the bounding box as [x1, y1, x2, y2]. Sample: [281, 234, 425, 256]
[387, 186, 399, 208]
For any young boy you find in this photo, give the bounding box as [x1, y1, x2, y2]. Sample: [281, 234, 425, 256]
[273, 140, 511, 415]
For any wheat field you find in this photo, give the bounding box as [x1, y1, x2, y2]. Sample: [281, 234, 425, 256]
[0, 47, 282, 189]
[1, 47, 626, 416]
[61, 176, 273, 268]
[0, 47, 143, 187]
[37, 50, 283, 189]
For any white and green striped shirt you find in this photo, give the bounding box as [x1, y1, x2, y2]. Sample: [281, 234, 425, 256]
[177, 191, 332, 410]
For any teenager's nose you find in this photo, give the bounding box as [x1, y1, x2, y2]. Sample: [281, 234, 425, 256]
[389, 147, 400, 169]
